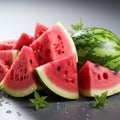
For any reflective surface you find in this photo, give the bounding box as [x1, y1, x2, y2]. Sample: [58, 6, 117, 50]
[0, 0, 120, 120]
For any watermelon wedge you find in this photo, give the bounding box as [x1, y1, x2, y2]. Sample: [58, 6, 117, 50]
[0, 39, 16, 50]
[13, 33, 33, 50]
[0, 50, 19, 68]
[35, 53, 79, 99]
[30, 21, 78, 66]
[78, 60, 120, 97]
[0, 46, 42, 97]
[33, 22, 48, 40]
[0, 50, 18, 82]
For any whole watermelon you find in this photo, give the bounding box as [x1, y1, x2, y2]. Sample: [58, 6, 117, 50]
[72, 27, 120, 72]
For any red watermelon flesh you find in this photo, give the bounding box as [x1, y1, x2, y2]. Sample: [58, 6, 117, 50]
[0, 50, 18, 68]
[0, 46, 42, 97]
[35, 53, 79, 99]
[13, 33, 33, 50]
[0, 39, 16, 50]
[0, 60, 9, 82]
[78, 60, 120, 97]
[30, 22, 78, 66]
[34, 22, 48, 40]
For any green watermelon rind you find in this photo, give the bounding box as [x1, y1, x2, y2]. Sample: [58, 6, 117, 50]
[56, 22, 78, 62]
[80, 83, 120, 97]
[0, 82, 38, 97]
[73, 27, 120, 71]
[35, 67, 79, 99]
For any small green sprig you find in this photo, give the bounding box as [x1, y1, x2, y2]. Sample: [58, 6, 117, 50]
[71, 18, 83, 31]
[29, 91, 49, 110]
[93, 91, 108, 108]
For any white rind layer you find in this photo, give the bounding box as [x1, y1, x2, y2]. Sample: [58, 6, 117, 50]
[80, 83, 120, 97]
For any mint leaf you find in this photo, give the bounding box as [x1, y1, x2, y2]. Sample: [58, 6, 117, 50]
[29, 91, 49, 110]
[34, 90, 40, 99]
[93, 91, 108, 108]
[71, 18, 83, 31]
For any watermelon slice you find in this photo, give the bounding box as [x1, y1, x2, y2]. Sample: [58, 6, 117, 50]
[33, 22, 48, 40]
[13, 33, 33, 50]
[0, 39, 16, 50]
[0, 46, 42, 97]
[78, 60, 120, 97]
[35, 53, 79, 99]
[0, 50, 19, 68]
[30, 22, 78, 66]
[0, 60, 9, 82]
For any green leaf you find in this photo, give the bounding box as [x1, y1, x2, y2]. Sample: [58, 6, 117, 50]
[34, 91, 40, 99]
[29, 91, 49, 110]
[93, 91, 108, 108]
[71, 18, 83, 31]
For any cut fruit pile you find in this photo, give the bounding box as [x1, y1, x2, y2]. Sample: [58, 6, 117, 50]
[0, 22, 79, 99]
[0, 21, 120, 99]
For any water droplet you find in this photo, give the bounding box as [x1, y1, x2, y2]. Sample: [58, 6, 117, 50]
[5, 101, 11, 105]
[105, 103, 108, 106]
[64, 103, 68, 106]
[3, 92, 8, 98]
[56, 102, 60, 110]
[81, 107, 85, 111]
[85, 118, 89, 120]
[65, 111, 68, 114]
[17, 112, 22, 116]
[86, 113, 90, 117]
[0, 103, 2, 106]
[34, 50, 37, 53]
[0, 98, 4, 102]
[6, 110, 12, 114]
[37, 49, 40, 52]
[5, 101, 9, 104]
[65, 110, 70, 120]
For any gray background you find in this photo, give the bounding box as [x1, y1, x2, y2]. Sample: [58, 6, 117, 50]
[0, 0, 120, 120]
[0, 0, 120, 39]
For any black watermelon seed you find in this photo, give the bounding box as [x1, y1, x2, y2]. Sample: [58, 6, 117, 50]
[29, 59, 33, 64]
[38, 55, 43, 60]
[57, 66, 61, 71]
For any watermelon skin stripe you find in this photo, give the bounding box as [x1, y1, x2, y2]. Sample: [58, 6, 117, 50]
[73, 27, 120, 71]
